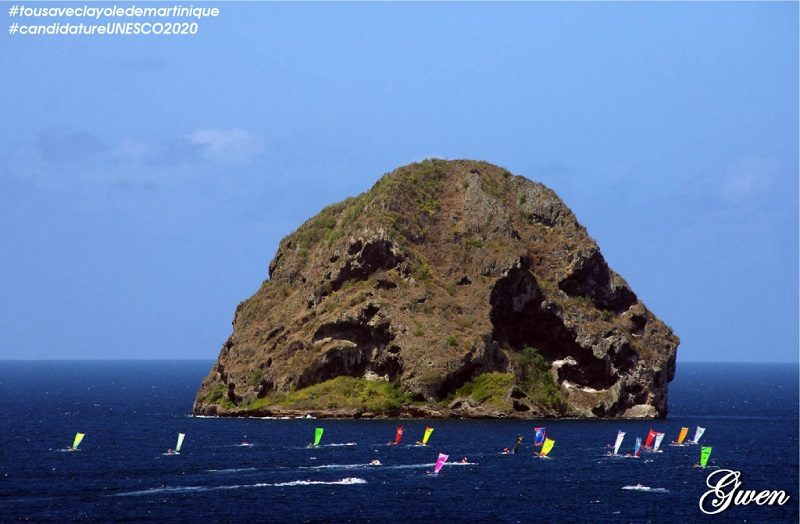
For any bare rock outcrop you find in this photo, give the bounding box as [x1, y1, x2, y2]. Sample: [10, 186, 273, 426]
[193, 160, 679, 419]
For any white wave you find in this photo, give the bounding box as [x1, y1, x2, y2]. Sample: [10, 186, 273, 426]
[622, 485, 669, 493]
[272, 478, 366, 487]
[383, 462, 476, 470]
[384, 463, 433, 469]
[302, 462, 472, 470]
[114, 485, 212, 496]
[301, 442, 357, 449]
[112, 478, 366, 497]
[206, 467, 257, 473]
[301, 463, 371, 470]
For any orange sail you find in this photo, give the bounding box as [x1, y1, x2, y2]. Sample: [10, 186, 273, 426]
[677, 427, 688, 444]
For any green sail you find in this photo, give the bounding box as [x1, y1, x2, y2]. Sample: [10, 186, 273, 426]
[314, 427, 324, 447]
[72, 432, 85, 449]
[700, 446, 712, 468]
[422, 427, 434, 445]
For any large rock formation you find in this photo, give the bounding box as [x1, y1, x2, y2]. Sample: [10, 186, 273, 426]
[193, 160, 678, 419]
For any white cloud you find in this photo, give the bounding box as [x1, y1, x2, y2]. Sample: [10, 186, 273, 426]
[185, 128, 264, 163]
[720, 156, 778, 203]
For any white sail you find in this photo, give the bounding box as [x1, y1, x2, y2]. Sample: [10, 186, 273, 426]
[653, 432, 665, 451]
[692, 427, 705, 443]
[176, 433, 185, 453]
[613, 431, 625, 455]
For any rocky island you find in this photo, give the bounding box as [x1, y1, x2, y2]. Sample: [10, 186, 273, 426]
[193, 160, 678, 419]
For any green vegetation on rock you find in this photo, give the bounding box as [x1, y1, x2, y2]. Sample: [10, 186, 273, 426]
[453, 372, 514, 409]
[514, 347, 568, 413]
[238, 377, 410, 413]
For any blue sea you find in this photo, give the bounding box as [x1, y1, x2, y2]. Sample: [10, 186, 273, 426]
[0, 361, 797, 522]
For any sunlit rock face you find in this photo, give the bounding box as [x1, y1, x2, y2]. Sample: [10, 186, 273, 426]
[194, 160, 679, 419]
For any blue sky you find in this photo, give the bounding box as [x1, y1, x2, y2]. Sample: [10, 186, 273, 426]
[0, 2, 797, 362]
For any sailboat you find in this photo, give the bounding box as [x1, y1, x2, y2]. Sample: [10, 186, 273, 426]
[688, 427, 706, 445]
[671, 427, 689, 446]
[608, 431, 625, 456]
[430, 453, 449, 475]
[633, 437, 642, 458]
[415, 427, 434, 446]
[533, 427, 546, 447]
[67, 432, 85, 452]
[512, 435, 523, 454]
[698, 446, 712, 468]
[503, 435, 524, 455]
[388, 426, 403, 446]
[652, 432, 665, 452]
[644, 429, 657, 449]
[309, 427, 324, 448]
[539, 438, 555, 458]
[164, 433, 185, 455]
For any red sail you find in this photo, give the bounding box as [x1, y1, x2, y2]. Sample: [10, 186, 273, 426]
[394, 426, 404, 445]
[644, 429, 657, 449]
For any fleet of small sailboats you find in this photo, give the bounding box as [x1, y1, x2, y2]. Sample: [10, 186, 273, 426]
[602, 427, 692, 459]
[61, 423, 712, 481]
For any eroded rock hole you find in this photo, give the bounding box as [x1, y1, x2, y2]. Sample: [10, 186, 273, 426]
[558, 251, 636, 313]
[297, 320, 400, 389]
[489, 268, 617, 390]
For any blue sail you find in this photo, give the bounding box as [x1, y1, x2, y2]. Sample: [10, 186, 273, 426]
[533, 427, 546, 447]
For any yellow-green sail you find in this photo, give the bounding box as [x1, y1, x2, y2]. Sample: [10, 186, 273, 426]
[422, 427, 434, 445]
[540, 438, 555, 457]
[72, 433, 85, 450]
[700, 446, 712, 468]
[313, 427, 324, 447]
[677, 427, 688, 444]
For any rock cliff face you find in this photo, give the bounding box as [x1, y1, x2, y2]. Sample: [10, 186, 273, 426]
[193, 160, 678, 419]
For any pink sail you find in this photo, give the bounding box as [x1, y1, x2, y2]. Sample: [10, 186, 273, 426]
[433, 453, 449, 475]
